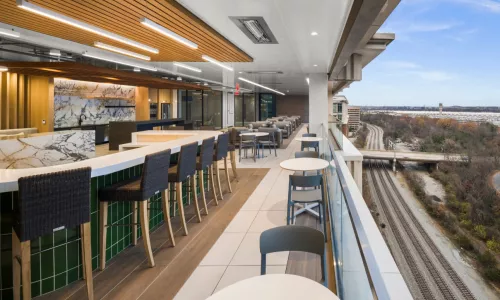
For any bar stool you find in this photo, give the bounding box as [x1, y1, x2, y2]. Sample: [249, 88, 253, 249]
[197, 137, 217, 214]
[213, 132, 232, 200]
[301, 133, 319, 152]
[13, 167, 94, 300]
[98, 149, 173, 270]
[228, 129, 239, 179]
[169, 142, 200, 236]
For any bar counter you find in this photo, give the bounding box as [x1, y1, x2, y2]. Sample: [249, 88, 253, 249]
[0, 130, 221, 299]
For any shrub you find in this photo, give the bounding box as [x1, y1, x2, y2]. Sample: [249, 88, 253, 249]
[478, 251, 496, 267]
[473, 225, 488, 240]
[483, 268, 500, 282]
[455, 234, 474, 251]
[487, 239, 500, 253]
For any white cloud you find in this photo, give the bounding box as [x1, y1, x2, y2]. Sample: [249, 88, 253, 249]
[412, 71, 457, 81]
[453, 0, 500, 12]
[407, 21, 459, 32]
[384, 61, 421, 69]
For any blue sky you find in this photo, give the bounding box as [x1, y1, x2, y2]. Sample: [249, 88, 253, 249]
[343, 0, 500, 107]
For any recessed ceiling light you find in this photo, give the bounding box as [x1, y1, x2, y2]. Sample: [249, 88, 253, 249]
[238, 77, 285, 96]
[311, 32, 318, 36]
[94, 42, 150, 61]
[176, 76, 182, 81]
[82, 52, 157, 72]
[204, 82, 208, 86]
[287, 90, 289, 92]
[141, 18, 198, 49]
[0, 66, 8, 72]
[17, 0, 158, 53]
[202, 55, 234, 71]
[238, 71, 243, 74]
[0, 28, 21, 38]
[173, 62, 202, 73]
[313, 64, 318, 67]
[133, 67, 141, 72]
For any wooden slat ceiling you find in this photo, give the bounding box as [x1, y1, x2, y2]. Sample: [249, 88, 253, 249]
[0, 61, 210, 89]
[0, 0, 252, 62]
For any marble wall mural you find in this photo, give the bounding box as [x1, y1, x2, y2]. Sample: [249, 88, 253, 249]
[54, 79, 136, 128]
[0, 131, 95, 169]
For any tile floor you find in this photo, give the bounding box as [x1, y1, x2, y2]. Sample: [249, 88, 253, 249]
[173, 126, 307, 300]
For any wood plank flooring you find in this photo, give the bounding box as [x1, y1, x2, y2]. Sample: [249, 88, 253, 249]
[38, 168, 269, 300]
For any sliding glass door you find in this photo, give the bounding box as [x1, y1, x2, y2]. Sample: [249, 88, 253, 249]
[234, 93, 256, 126]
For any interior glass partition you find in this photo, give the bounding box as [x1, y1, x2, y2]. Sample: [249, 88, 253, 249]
[234, 93, 256, 126]
[177, 90, 223, 129]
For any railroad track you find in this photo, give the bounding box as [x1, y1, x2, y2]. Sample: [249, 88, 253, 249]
[365, 124, 476, 300]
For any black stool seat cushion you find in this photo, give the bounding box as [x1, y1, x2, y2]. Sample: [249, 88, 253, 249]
[98, 177, 143, 202]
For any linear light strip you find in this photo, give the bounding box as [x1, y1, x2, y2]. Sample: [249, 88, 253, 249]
[16, 0, 159, 54]
[0, 27, 21, 38]
[141, 18, 198, 49]
[202, 55, 233, 71]
[238, 77, 285, 95]
[173, 62, 202, 73]
[306, 77, 310, 85]
[82, 52, 157, 72]
[95, 42, 150, 61]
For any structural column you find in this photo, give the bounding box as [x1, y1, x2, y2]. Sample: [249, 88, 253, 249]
[353, 160, 363, 194]
[222, 69, 234, 127]
[308, 73, 329, 134]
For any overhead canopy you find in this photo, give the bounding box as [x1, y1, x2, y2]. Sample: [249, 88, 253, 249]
[0, 61, 209, 89]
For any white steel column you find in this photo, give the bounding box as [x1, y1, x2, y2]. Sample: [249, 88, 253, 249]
[222, 69, 235, 127]
[354, 160, 363, 194]
[308, 73, 329, 134]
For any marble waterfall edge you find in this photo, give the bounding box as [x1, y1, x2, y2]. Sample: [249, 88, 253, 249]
[0, 131, 95, 169]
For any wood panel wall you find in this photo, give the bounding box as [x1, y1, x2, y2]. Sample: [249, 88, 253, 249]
[0, 73, 54, 132]
[135, 87, 150, 121]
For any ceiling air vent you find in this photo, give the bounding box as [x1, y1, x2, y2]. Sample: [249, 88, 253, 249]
[229, 17, 278, 44]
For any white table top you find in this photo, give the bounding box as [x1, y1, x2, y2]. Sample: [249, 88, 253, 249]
[207, 274, 338, 300]
[280, 158, 329, 171]
[240, 132, 269, 137]
[295, 136, 323, 142]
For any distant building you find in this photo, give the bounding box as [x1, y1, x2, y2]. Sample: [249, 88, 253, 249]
[439, 103, 443, 114]
[330, 95, 349, 134]
[348, 106, 361, 130]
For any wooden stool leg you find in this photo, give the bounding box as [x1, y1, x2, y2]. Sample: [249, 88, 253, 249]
[99, 201, 108, 270]
[230, 151, 238, 179]
[139, 201, 155, 267]
[172, 182, 177, 217]
[224, 157, 232, 193]
[21, 240, 31, 300]
[214, 161, 224, 200]
[198, 170, 209, 215]
[81, 222, 94, 300]
[191, 176, 202, 222]
[176, 182, 189, 235]
[12, 230, 21, 300]
[132, 201, 138, 246]
[161, 189, 176, 247]
[209, 165, 219, 205]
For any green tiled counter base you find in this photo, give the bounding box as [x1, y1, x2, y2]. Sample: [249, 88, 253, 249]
[0, 161, 207, 299]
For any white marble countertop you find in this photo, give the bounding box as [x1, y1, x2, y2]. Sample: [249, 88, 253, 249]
[0, 130, 221, 193]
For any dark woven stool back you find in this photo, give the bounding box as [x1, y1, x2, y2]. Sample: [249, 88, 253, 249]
[177, 142, 198, 182]
[15, 167, 91, 242]
[214, 132, 230, 161]
[141, 149, 171, 200]
[198, 137, 215, 170]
